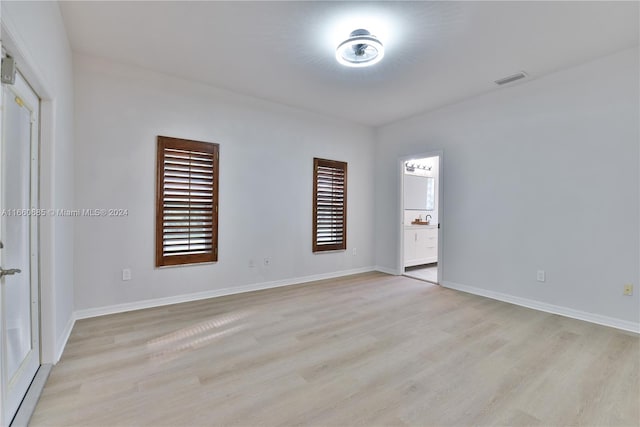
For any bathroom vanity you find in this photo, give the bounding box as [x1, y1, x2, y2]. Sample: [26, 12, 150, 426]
[403, 224, 438, 267]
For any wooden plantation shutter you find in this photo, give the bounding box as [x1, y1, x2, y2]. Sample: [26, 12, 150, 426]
[313, 158, 347, 252]
[156, 136, 219, 267]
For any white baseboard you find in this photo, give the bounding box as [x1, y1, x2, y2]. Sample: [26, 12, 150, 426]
[441, 280, 640, 334]
[55, 314, 76, 363]
[74, 266, 376, 320]
[375, 265, 399, 275]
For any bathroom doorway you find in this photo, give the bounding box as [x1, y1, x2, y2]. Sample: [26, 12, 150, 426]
[400, 153, 442, 284]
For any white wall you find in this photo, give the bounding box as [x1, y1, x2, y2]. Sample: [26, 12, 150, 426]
[1, 1, 75, 362]
[375, 48, 640, 326]
[73, 54, 375, 312]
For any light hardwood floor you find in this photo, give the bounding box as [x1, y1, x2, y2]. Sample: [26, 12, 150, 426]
[31, 273, 639, 426]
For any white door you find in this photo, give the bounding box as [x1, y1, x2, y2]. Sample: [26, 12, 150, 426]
[0, 71, 40, 425]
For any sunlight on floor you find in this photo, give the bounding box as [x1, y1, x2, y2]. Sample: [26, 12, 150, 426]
[147, 310, 251, 364]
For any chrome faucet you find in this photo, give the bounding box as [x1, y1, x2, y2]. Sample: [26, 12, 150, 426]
[426, 214, 432, 224]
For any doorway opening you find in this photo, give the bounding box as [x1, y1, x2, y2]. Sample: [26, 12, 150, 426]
[401, 154, 441, 284]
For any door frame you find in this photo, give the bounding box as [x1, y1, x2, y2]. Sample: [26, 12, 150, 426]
[1, 14, 57, 365]
[0, 69, 42, 427]
[397, 150, 444, 282]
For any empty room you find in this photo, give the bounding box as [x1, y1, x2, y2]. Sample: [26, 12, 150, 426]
[0, 1, 638, 426]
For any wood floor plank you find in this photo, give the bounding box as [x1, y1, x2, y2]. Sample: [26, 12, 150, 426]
[30, 273, 639, 426]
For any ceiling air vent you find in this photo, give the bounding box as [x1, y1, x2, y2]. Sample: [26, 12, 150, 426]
[495, 71, 528, 86]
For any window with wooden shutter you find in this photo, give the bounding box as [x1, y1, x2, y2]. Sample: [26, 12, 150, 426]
[156, 136, 219, 267]
[313, 158, 347, 252]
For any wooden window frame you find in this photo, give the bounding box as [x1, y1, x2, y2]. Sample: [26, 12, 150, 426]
[313, 157, 347, 253]
[156, 136, 219, 267]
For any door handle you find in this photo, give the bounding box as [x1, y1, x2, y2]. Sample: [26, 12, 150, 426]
[0, 268, 21, 278]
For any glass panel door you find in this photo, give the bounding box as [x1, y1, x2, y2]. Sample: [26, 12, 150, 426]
[1, 71, 40, 425]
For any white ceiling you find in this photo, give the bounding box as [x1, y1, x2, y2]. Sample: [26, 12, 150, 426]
[59, 1, 639, 127]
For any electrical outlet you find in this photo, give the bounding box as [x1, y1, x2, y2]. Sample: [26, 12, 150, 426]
[623, 284, 633, 296]
[352, 248, 357, 256]
[264, 257, 271, 267]
[536, 270, 545, 282]
[248, 259, 255, 268]
[122, 268, 131, 281]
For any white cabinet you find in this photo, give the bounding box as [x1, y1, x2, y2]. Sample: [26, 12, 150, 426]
[404, 226, 438, 267]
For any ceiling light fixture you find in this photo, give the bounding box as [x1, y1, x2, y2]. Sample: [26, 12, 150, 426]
[406, 162, 432, 172]
[335, 29, 384, 68]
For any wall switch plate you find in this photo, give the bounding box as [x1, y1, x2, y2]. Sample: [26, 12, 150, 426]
[264, 257, 270, 266]
[623, 284, 633, 296]
[352, 248, 357, 256]
[536, 270, 545, 282]
[122, 268, 131, 281]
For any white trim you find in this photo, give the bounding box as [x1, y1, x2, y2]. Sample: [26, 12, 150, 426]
[1, 65, 46, 424]
[75, 267, 376, 320]
[54, 314, 75, 363]
[441, 280, 640, 334]
[375, 265, 399, 275]
[1, 9, 58, 366]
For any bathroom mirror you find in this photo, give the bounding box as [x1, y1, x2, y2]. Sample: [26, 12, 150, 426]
[404, 175, 435, 211]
